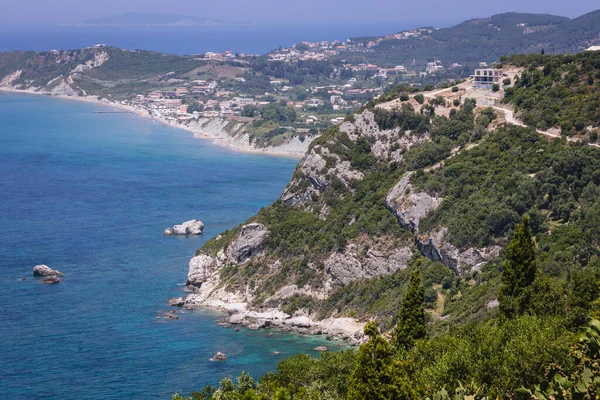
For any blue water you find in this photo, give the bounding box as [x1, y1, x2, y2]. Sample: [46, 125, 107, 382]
[0, 93, 337, 399]
[0, 22, 445, 55]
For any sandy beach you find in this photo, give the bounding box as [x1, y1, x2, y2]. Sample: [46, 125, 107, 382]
[0, 88, 306, 159]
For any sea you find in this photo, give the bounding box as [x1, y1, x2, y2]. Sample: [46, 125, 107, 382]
[0, 93, 337, 399]
[0, 21, 449, 55]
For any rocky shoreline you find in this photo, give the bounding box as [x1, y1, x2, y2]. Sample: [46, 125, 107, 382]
[169, 294, 365, 345]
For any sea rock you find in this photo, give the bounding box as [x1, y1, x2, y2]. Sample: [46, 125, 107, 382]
[187, 254, 217, 289]
[313, 346, 328, 352]
[228, 313, 246, 325]
[168, 297, 185, 307]
[164, 311, 179, 320]
[33, 265, 64, 277]
[163, 227, 173, 236]
[211, 352, 227, 361]
[226, 223, 269, 263]
[172, 220, 204, 235]
[43, 276, 62, 284]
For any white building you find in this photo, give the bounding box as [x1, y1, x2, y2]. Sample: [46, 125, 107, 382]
[472, 68, 503, 89]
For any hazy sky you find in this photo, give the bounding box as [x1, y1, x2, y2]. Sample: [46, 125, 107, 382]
[2, 0, 598, 25]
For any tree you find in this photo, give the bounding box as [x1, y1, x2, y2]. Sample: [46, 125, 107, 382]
[347, 322, 417, 400]
[499, 215, 537, 319]
[394, 270, 427, 351]
[414, 94, 425, 104]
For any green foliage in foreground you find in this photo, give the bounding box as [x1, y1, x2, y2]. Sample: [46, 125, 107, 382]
[394, 270, 427, 351]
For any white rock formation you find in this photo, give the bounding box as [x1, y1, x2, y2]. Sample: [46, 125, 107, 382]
[33, 265, 64, 277]
[386, 172, 442, 233]
[325, 243, 412, 286]
[187, 254, 217, 289]
[171, 220, 204, 235]
[226, 223, 268, 263]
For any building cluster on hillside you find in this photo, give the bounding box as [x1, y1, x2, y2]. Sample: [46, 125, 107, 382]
[266, 27, 440, 63]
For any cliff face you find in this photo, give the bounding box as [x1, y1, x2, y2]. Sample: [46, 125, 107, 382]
[182, 88, 508, 329]
[183, 118, 313, 155]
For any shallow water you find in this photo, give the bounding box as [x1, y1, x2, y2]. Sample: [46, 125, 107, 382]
[0, 93, 335, 399]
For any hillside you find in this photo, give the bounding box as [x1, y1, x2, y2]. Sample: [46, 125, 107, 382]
[338, 10, 600, 66]
[501, 51, 600, 139]
[175, 52, 600, 398]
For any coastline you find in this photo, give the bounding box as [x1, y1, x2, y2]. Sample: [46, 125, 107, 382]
[0, 88, 306, 159]
[176, 293, 365, 346]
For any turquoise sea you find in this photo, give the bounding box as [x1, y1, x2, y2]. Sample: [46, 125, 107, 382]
[0, 93, 333, 399]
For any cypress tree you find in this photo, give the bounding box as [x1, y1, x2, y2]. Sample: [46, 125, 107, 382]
[394, 270, 427, 351]
[499, 215, 537, 318]
[347, 322, 416, 400]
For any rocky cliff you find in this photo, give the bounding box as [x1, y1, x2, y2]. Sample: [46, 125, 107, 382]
[177, 86, 513, 334]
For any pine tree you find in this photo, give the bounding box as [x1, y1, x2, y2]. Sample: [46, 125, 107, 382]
[394, 270, 427, 351]
[347, 322, 416, 400]
[499, 215, 537, 318]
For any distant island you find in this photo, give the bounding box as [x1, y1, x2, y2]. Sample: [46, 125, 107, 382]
[66, 13, 236, 27]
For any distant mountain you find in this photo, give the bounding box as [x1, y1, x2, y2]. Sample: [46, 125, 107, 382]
[73, 13, 227, 27]
[338, 10, 600, 66]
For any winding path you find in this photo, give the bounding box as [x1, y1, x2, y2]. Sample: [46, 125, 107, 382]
[491, 105, 599, 148]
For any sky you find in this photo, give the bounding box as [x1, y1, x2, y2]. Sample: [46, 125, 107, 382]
[1, 0, 598, 25]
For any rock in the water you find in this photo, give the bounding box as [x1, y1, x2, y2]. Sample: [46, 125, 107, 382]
[313, 346, 328, 352]
[211, 352, 227, 361]
[168, 297, 185, 307]
[164, 311, 179, 320]
[163, 227, 173, 236]
[33, 265, 64, 277]
[43, 276, 62, 284]
[172, 220, 204, 235]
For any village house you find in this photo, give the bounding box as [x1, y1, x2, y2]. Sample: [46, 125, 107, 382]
[472, 68, 503, 89]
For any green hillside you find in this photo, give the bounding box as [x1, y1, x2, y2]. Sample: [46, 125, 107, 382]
[339, 10, 600, 67]
[502, 51, 600, 138]
[178, 52, 600, 398]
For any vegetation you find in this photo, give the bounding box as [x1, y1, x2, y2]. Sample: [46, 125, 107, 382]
[502, 51, 600, 137]
[179, 47, 600, 398]
[338, 11, 600, 67]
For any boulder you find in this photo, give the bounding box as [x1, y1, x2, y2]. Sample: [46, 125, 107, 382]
[171, 220, 204, 235]
[226, 223, 269, 263]
[43, 276, 62, 284]
[187, 254, 217, 289]
[168, 297, 185, 307]
[228, 313, 246, 325]
[211, 352, 227, 361]
[33, 265, 64, 277]
[163, 227, 173, 236]
[164, 312, 179, 320]
[289, 316, 312, 328]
